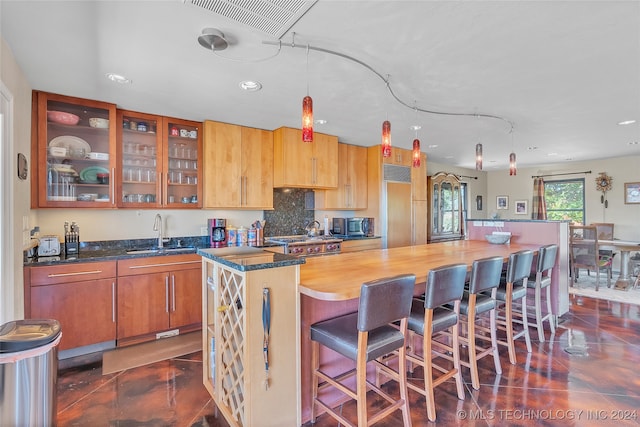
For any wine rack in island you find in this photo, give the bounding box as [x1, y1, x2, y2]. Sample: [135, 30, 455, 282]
[202, 253, 300, 427]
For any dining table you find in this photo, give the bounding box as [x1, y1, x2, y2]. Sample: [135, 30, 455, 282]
[599, 239, 640, 290]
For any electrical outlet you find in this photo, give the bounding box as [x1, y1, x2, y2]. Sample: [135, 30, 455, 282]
[200, 226, 208, 235]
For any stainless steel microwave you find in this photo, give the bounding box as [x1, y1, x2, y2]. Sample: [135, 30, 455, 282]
[332, 217, 374, 237]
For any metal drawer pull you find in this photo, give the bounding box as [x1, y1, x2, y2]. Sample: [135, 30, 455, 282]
[128, 261, 199, 269]
[47, 270, 102, 277]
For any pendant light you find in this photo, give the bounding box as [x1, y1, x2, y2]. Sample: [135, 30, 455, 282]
[509, 152, 517, 175]
[509, 129, 517, 175]
[412, 138, 421, 167]
[475, 143, 483, 170]
[411, 105, 421, 168]
[382, 119, 391, 158]
[302, 44, 313, 143]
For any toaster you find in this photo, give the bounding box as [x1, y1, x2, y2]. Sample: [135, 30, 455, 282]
[38, 236, 61, 257]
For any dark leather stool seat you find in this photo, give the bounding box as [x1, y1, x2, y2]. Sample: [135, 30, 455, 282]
[405, 263, 467, 422]
[458, 256, 504, 390]
[525, 244, 558, 342]
[494, 250, 534, 365]
[310, 274, 416, 427]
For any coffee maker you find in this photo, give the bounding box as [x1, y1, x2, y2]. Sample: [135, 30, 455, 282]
[208, 218, 227, 248]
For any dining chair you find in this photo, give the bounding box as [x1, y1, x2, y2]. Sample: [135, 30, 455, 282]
[405, 263, 467, 422]
[310, 274, 415, 427]
[525, 244, 558, 342]
[569, 225, 612, 291]
[458, 256, 504, 390]
[590, 222, 616, 278]
[494, 249, 534, 365]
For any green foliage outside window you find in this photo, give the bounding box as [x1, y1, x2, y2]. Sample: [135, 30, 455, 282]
[544, 179, 585, 224]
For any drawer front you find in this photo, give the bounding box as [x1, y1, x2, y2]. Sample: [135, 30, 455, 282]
[117, 253, 200, 276]
[29, 261, 117, 286]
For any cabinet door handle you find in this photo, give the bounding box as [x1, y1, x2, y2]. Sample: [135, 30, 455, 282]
[127, 261, 199, 269]
[171, 275, 176, 312]
[111, 167, 116, 204]
[47, 270, 102, 278]
[112, 281, 116, 323]
[165, 275, 169, 313]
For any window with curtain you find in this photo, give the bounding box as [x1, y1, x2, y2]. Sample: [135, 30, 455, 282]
[544, 178, 585, 224]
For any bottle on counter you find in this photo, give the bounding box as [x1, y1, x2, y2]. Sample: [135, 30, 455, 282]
[248, 226, 257, 246]
[237, 226, 247, 246]
[226, 226, 237, 246]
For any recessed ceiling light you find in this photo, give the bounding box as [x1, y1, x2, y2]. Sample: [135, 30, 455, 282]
[617, 120, 636, 125]
[427, 144, 438, 149]
[409, 125, 421, 131]
[105, 73, 131, 84]
[628, 141, 639, 145]
[527, 146, 538, 151]
[315, 119, 327, 125]
[239, 80, 262, 91]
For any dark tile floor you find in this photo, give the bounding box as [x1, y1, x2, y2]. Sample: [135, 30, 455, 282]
[57, 294, 640, 426]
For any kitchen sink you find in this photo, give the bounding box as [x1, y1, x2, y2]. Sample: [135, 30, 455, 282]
[126, 246, 196, 255]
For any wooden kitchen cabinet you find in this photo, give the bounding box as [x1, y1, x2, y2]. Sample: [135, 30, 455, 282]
[340, 238, 382, 253]
[116, 254, 201, 346]
[31, 91, 117, 208]
[382, 146, 412, 167]
[314, 143, 368, 209]
[203, 121, 273, 209]
[428, 172, 463, 243]
[273, 127, 338, 188]
[27, 261, 117, 352]
[117, 110, 202, 208]
[411, 152, 428, 201]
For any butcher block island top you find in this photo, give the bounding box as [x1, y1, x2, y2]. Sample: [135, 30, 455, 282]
[299, 240, 541, 301]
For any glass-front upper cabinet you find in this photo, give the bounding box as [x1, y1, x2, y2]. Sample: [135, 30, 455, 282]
[427, 172, 463, 243]
[117, 110, 162, 207]
[163, 117, 202, 208]
[33, 91, 117, 208]
[116, 112, 202, 208]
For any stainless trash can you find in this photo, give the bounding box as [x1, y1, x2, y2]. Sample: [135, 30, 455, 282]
[0, 319, 62, 427]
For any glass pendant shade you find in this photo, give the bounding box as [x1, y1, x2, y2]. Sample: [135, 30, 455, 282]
[412, 138, 421, 167]
[509, 152, 517, 175]
[475, 143, 483, 170]
[302, 95, 313, 143]
[381, 120, 392, 157]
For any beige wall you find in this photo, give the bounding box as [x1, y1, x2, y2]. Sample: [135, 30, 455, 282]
[486, 159, 640, 241]
[1, 36, 32, 320]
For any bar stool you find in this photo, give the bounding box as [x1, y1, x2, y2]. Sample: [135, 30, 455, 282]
[310, 274, 415, 427]
[494, 250, 534, 365]
[458, 256, 504, 390]
[405, 263, 467, 422]
[526, 244, 558, 342]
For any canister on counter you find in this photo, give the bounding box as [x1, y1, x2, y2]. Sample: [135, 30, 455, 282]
[248, 227, 257, 246]
[237, 226, 248, 246]
[226, 226, 237, 246]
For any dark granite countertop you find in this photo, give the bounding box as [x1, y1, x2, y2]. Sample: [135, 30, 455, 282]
[24, 236, 285, 266]
[198, 247, 304, 271]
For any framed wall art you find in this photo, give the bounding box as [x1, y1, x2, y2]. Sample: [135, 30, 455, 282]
[515, 200, 528, 215]
[496, 196, 508, 210]
[624, 182, 640, 204]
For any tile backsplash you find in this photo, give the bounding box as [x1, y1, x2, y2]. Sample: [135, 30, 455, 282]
[264, 189, 315, 237]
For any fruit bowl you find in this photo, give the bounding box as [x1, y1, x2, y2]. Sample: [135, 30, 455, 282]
[485, 234, 511, 244]
[47, 110, 80, 125]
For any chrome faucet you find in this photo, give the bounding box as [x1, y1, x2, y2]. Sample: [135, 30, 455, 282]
[153, 214, 163, 248]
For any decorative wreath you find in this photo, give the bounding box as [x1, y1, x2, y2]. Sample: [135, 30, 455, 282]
[595, 172, 613, 192]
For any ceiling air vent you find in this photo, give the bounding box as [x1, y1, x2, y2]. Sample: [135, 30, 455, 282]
[185, 0, 317, 39]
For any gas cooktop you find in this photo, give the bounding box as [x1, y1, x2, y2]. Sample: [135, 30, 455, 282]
[266, 235, 342, 244]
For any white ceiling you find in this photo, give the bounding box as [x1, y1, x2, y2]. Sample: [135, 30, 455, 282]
[2, 0, 639, 170]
